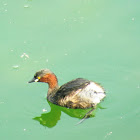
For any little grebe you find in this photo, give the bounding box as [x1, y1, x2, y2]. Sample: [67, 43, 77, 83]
[28, 69, 106, 109]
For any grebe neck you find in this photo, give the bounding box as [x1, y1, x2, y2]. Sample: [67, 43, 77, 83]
[47, 86, 59, 102]
[46, 74, 59, 100]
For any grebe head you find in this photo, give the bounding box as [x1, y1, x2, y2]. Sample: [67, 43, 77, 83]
[28, 69, 58, 89]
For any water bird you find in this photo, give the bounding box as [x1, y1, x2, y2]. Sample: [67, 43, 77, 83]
[29, 69, 106, 122]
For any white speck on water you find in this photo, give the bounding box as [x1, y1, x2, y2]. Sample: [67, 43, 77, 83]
[0, 102, 4, 104]
[20, 53, 29, 60]
[42, 108, 47, 112]
[105, 132, 112, 139]
[11, 50, 13, 52]
[24, 4, 29, 8]
[4, 3, 7, 6]
[46, 59, 49, 63]
[23, 128, 26, 131]
[64, 53, 68, 56]
[5, 9, 7, 12]
[13, 65, 19, 69]
[132, 17, 135, 21]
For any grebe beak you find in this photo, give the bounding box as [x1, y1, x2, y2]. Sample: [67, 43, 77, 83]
[28, 77, 39, 83]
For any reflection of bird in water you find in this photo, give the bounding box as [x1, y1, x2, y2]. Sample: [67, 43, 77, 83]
[34, 102, 61, 128]
[33, 101, 105, 128]
[29, 69, 106, 122]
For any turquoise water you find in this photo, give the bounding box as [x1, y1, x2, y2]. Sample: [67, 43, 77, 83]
[1, 0, 140, 139]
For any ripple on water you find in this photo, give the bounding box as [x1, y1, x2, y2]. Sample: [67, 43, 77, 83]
[24, 5, 30, 8]
[20, 53, 29, 60]
[12, 65, 19, 69]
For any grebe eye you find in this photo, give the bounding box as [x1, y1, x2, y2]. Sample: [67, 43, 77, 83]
[38, 77, 41, 80]
[33, 76, 41, 82]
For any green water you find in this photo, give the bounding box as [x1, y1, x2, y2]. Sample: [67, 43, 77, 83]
[1, 0, 140, 139]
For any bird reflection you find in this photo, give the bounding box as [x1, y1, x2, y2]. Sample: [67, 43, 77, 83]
[33, 100, 104, 128]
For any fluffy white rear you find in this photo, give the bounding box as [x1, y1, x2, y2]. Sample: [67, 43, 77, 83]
[78, 82, 106, 104]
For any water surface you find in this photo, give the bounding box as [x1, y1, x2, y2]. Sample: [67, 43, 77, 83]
[1, 0, 140, 140]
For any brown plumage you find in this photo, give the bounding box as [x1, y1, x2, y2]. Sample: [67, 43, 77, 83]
[28, 69, 106, 109]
